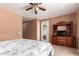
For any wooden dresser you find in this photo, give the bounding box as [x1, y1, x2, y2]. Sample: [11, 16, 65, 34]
[52, 36, 74, 47]
[52, 21, 74, 48]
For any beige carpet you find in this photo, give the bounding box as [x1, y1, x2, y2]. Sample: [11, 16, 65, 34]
[53, 45, 79, 56]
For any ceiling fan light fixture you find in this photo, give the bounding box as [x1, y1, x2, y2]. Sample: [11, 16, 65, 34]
[25, 3, 46, 14]
[36, 7, 38, 11]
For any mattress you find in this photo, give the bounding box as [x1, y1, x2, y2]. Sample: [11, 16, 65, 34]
[0, 39, 54, 56]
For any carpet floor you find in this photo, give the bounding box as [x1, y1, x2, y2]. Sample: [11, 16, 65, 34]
[53, 45, 79, 56]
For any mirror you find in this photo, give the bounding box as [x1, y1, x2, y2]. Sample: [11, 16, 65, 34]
[57, 26, 67, 31]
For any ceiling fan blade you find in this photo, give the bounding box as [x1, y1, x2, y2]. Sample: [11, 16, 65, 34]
[25, 7, 33, 11]
[38, 3, 42, 5]
[38, 7, 46, 11]
[29, 3, 33, 5]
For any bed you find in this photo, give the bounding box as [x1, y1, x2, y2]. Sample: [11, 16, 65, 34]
[0, 39, 54, 56]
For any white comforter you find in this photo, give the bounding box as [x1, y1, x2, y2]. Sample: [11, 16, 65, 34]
[0, 39, 54, 56]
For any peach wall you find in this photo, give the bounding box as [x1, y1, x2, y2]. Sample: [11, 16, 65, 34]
[49, 14, 76, 42]
[37, 20, 40, 40]
[23, 19, 37, 40]
[76, 9, 79, 49]
[0, 7, 22, 40]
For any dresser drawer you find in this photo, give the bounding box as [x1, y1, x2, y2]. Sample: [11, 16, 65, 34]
[57, 37, 66, 45]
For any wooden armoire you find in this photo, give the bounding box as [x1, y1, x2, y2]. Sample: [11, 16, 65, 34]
[52, 21, 74, 48]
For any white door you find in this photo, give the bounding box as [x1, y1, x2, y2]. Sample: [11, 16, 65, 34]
[41, 20, 49, 41]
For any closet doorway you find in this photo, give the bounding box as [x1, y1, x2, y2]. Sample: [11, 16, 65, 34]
[40, 20, 49, 41]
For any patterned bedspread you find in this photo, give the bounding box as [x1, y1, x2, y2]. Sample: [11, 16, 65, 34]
[0, 39, 54, 56]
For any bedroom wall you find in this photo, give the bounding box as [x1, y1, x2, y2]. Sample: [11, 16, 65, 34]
[0, 7, 22, 40]
[23, 19, 37, 40]
[37, 20, 40, 40]
[76, 9, 79, 50]
[49, 13, 76, 42]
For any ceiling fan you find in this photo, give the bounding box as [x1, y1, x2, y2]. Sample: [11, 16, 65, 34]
[25, 3, 46, 14]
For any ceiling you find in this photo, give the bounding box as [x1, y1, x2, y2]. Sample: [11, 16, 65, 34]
[0, 3, 79, 20]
